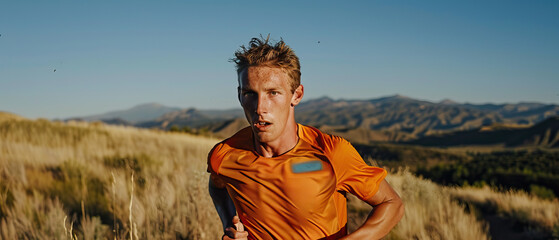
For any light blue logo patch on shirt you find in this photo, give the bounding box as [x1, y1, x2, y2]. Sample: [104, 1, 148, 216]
[291, 160, 323, 173]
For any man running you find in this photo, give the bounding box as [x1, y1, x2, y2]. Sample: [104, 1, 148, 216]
[208, 36, 404, 240]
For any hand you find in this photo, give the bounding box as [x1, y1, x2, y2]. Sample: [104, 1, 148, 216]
[223, 216, 248, 240]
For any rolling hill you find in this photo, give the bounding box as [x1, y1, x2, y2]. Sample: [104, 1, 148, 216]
[294, 96, 558, 142]
[407, 116, 559, 148]
[136, 108, 244, 130]
[68, 102, 181, 124]
[64, 95, 559, 146]
[0, 111, 24, 122]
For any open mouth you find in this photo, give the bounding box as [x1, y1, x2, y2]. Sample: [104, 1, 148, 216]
[254, 120, 272, 129]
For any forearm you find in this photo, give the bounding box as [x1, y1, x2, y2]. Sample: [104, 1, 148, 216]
[343, 197, 404, 239]
[209, 177, 237, 231]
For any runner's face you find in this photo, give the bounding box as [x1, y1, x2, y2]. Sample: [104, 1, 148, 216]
[238, 66, 299, 144]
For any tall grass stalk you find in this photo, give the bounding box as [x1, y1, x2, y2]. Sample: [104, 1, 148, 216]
[129, 172, 134, 240]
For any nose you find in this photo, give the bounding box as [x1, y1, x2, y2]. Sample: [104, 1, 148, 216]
[255, 94, 268, 114]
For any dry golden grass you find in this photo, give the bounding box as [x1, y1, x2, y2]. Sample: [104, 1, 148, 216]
[348, 170, 490, 240]
[1, 116, 556, 239]
[0, 112, 24, 122]
[1, 117, 222, 239]
[450, 186, 559, 234]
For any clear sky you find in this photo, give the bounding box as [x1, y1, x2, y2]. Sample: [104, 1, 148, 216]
[1, 1, 558, 119]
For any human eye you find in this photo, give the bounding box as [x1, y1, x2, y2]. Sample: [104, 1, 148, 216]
[243, 91, 256, 97]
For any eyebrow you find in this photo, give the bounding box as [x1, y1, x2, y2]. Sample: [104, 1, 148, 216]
[265, 87, 281, 92]
[240, 86, 281, 92]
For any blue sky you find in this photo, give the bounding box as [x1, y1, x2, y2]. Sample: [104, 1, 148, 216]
[1, 1, 558, 119]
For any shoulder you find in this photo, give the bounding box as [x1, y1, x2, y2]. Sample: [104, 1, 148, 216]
[298, 124, 350, 153]
[208, 126, 253, 174]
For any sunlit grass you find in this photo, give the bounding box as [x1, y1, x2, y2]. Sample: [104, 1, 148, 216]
[1, 117, 222, 239]
[450, 186, 559, 236]
[1, 115, 557, 239]
[348, 170, 490, 240]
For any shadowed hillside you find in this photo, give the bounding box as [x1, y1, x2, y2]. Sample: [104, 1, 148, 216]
[407, 116, 559, 148]
[136, 108, 244, 131]
[507, 116, 559, 147]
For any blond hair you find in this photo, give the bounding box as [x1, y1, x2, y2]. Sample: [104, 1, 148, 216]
[231, 35, 301, 92]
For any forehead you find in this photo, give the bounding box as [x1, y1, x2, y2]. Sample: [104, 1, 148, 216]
[239, 66, 291, 88]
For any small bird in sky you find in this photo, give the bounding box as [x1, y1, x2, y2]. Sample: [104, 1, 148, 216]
[318, 40, 320, 44]
[53, 69, 56, 72]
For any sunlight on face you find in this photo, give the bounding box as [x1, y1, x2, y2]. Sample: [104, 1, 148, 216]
[238, 66, 300, 144]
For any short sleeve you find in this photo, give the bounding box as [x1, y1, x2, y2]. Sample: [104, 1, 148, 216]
[328, 137, 387, 201]
[207, 142, 227, 188]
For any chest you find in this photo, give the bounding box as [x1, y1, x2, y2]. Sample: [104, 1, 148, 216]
[219, 151, 337, 211]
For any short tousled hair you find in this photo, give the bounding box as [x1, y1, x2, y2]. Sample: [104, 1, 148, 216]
[231, 35, 301, 92]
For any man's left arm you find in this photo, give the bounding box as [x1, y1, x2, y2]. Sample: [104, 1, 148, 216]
[342, 179, 404, 240]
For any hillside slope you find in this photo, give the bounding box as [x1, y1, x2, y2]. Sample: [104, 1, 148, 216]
[65, 96, 559, 144]
[1, 116, 557, 239]
[295, 96, 559, 142]
[71, 103, 181, 123]
[0, 115, 222, 239]
[0, 111, 24, 122]
[407, 116, 559, 148]
[191, 96, 558, 143]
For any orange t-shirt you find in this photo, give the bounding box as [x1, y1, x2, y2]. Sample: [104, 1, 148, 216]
[208, 124, 387, 240]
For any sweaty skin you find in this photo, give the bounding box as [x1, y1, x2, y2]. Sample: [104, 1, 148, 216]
[238, 66, 303, 158]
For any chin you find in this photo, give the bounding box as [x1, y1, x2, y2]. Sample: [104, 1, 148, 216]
[255, 133, 274, 144]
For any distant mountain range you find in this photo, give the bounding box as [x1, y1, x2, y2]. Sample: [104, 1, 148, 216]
[65, 95, 559, 148]
[136, 108, 244, 129]
[68, 103, 182, 124]
[294, 95, 559, 143]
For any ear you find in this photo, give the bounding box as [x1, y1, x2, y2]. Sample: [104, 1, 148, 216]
[290, 84, 304, 107]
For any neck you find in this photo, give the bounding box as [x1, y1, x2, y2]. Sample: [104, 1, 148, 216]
[254, 120, 299, 158]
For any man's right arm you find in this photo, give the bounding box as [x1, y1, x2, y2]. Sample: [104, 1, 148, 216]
[208, 175, 236, 230]
[208, 176, 249, 239]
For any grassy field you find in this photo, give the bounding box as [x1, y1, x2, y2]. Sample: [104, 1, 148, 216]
[0, 113, 221, 239]
[1, 113, 557, 239]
